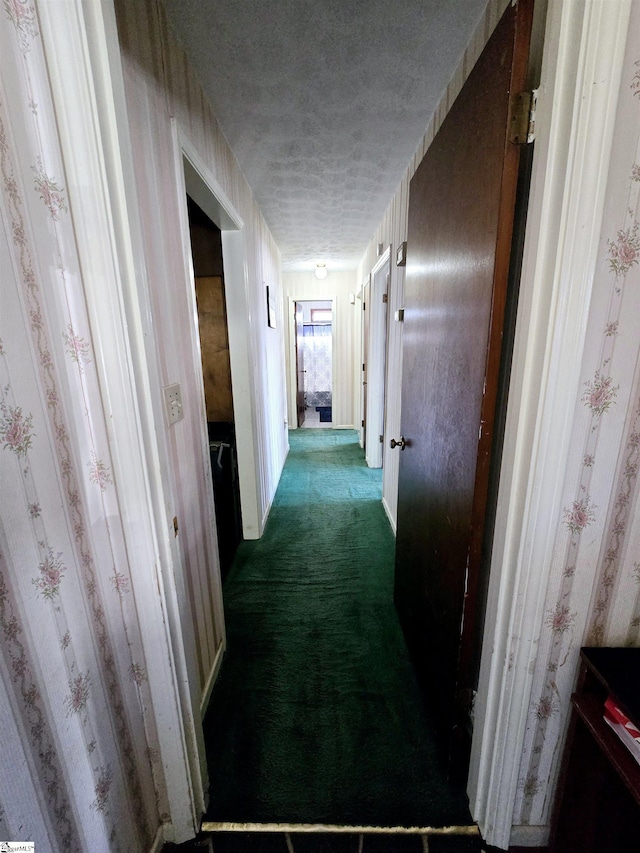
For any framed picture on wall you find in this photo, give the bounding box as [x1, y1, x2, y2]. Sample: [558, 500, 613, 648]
[266, 285, 276, 328]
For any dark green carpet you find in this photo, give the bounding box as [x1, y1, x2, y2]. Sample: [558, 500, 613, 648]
[203, 429, 472, 827]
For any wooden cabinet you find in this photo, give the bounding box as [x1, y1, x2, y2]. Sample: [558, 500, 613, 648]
[550, 648, 640, 853]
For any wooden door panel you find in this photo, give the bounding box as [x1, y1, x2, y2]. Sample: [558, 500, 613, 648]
[196, 276, 234, 423]
[394, 0, 533, 755]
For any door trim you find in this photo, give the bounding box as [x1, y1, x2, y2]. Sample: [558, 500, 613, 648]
[357, 275, 370, 449]
[287, 296, 337, 429]
[39, 0, 206, 840]
[469, 1, 633, 847]
[294, 301, 306, 428]
[176, 128, 264, 541]
[365, 248, 391, 468]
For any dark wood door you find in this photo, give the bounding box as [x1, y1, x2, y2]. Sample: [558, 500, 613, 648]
[394, 0, 533, 763]
[295, 302, 305, 427]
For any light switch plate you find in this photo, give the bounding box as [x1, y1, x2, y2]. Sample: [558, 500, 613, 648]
[163, 382, 184, 426]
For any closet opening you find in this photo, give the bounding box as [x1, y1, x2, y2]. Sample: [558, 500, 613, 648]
[362, 248, 390, 468]
[186, 196, 242, 581]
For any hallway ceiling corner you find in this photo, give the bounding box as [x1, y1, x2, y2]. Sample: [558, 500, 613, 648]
[163, 0, 488, 272]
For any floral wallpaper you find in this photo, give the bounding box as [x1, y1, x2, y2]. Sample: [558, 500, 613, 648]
[513, 3, 640, 827]
[0, 3, 165, 850]
[3, 0, 639, 846]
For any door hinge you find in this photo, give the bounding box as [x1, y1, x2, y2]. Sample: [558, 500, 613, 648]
[382, 292, 388, 304]
[379, 434, 384, 444]
[361, 419, 365, 428]
[455, 686, 475, 715]
[509, 89, 537, 145]
[362, 363, 366, 372]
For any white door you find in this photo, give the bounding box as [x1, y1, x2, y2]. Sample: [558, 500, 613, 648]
[365, 248, 390, 468]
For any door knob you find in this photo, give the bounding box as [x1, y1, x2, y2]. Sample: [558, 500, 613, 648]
[390, 436, 406, 450]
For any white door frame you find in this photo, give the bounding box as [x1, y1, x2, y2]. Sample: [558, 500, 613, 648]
[358, 276, 370, 449]
[468, 1, 632, 848]
[287, 296, 336, 428]
[175, 129, 262, 541]
[39, 0, 208, 842]
[365, 248, 391, 468]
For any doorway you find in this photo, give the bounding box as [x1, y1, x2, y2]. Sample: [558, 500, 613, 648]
[363, 249, 390, 468]
[186, 197, 242, 582]
[294, 300, 334, 428]
[179, 137, 263, 542]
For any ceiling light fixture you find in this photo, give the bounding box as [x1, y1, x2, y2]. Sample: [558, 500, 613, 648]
[314, 263, 328, 280]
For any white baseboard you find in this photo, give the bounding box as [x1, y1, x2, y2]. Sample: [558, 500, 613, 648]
[509, 824, 550, 847]
[149, 823, 167, 853]
[258, 442, 289, 534]
[333, 423, 354, 429]
[382, 496, 397, 534]
[260, 488, 275, 535]
[200, 640, 226, 720]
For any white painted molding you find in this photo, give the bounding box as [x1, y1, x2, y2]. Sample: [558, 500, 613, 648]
[382, 496, 397, 535]
[200, 640, 226, 721]
[149, 824, 166, 853]
[286, 297, 298, 428]
[365, 248, 391, 468]
[171, 123, 232, 659]
[170, 122, 227, 753]
[468, 0, 633, 848]
[286, 293, 338, 429]
[358, 274, 371, 449]
[370, 246, 392, 277]
[173, 126, 263, 540]
[181, 136, 244, 231]
[221, 228, 263, 538]
[37, 0, 208, 841]
[260, 467, 279, 530]
[330, 294, 339, 429]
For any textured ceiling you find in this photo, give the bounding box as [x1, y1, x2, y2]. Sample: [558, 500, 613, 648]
[163, 0, 488, 271]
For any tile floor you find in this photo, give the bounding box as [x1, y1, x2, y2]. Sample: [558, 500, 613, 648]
[300, 408, 332, 428]
[166, 829, 484, 853]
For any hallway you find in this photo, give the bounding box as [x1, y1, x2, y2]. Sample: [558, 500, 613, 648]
[202, 430, 471, 829]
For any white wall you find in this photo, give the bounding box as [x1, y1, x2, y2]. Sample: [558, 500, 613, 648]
[283, 271, 359, 429]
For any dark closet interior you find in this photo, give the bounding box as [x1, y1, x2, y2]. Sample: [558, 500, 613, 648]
[187, 196, 242, 581]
